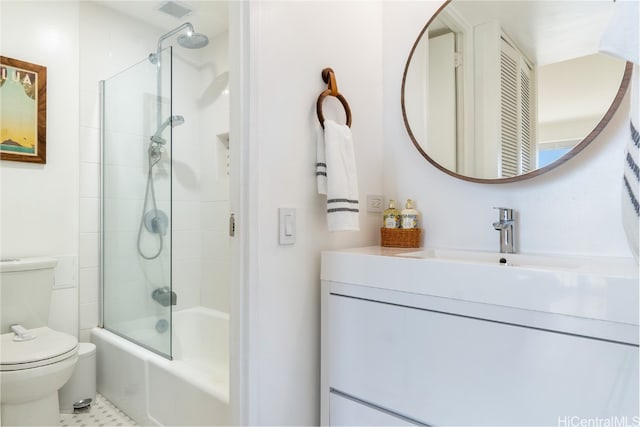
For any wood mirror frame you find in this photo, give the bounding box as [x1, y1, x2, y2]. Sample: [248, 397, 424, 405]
[401, 0, 633, 184]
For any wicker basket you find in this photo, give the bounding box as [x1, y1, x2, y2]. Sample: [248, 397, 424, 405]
[380, 227, 421, 248]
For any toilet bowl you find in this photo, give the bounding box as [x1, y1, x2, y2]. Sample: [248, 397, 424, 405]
[1, 326, 78, 426]
[0, 257, 79, 426]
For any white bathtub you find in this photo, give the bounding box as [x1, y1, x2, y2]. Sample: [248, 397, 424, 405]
[91, 307, 230, 426]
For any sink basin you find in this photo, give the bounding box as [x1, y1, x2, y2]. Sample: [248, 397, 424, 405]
[321, 246, 639, 343]
[397, 248, 637, 276]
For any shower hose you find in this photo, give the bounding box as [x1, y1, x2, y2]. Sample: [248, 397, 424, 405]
[137, 145, 164, 260]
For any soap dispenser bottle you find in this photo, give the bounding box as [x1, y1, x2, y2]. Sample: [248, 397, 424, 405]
[383, 199, 400, 229]
[401, 199, 419, 229]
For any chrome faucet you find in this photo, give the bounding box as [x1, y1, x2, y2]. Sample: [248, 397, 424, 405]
[492, 207, 516, 253]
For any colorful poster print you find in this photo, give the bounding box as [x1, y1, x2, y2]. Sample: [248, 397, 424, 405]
[0, 56, 47, 164]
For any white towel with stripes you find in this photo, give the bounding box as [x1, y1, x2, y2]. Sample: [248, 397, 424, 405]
[599, 0, 639, 261]
[621, 70, 639, 261]
[317, 120, 360, 231]
[316, 126, 327, 195]
[599, 0, 639, 65]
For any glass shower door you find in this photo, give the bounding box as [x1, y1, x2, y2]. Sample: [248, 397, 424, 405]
[101, 47, 173, 359]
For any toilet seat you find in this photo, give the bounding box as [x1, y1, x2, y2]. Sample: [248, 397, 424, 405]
[1, 327, 78, 371]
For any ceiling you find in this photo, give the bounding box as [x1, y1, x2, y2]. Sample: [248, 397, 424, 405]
[93, 0, 229, 39]
[437, 0, 615, 66]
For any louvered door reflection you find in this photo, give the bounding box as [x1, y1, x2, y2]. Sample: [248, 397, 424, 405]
[499, 37, 535, 178]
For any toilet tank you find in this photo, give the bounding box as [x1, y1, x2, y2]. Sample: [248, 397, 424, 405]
[0, 257, 58, 333]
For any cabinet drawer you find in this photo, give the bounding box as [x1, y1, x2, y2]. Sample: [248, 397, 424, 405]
[329, 391, 418, 426]
[328, 294, 638, 426]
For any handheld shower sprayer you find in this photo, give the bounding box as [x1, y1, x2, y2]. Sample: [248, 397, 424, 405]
[138, 114, 184, 261]
[150, 115, 185, 145]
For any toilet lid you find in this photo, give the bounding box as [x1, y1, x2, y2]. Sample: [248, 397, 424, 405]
[1, 327, 78, 371]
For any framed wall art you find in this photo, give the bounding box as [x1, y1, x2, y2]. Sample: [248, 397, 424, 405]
[0, 56, 47, 164]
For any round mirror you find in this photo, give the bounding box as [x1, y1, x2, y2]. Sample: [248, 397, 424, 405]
[402, 0, 632, 183]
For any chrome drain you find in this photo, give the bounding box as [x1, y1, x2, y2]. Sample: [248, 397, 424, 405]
[73, 398, 92, 411]
[155, 318, 169, 333]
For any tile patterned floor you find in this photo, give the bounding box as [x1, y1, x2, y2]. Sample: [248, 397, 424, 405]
[59, 393, 137, 427]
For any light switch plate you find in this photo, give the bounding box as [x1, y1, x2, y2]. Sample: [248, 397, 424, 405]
[279, 208, 296, 245]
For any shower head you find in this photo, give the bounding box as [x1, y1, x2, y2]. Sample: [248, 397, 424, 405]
[148, 22, 209, 64]
[150, 115, 185, 145]
[177, 32, 209, 49]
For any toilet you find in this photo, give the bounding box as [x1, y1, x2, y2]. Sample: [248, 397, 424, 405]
[0, 258, 79, 426]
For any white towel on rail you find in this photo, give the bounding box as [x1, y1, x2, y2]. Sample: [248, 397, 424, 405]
[599, 0, 639, 261]
[624, 102, 639, 261]
[320, 120, 360, 231]
[599, 0, 639, 65]
[316, 125, 328, 195]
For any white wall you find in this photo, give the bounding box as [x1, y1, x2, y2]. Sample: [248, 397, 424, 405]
[0, 1, 80, 337]
[382, 1, 634, 258]
[0, 2, 79, 258]
[245, 1, 384, 424]
[538, 53, 626, 143]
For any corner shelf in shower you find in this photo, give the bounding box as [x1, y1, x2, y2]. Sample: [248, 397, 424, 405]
[217, 132, 229, 148]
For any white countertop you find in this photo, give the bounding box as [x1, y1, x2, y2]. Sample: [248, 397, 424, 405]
[321, 246, 639, 335]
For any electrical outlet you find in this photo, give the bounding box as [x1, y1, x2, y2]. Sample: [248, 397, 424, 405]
[367, 194, 384, 213]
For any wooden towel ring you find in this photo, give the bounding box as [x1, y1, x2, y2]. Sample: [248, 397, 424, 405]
[316, 68, 352, 128]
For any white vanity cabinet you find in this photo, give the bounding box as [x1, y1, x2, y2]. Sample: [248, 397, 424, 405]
[320, 247, 639, 426]
[328, 392, 416, 426]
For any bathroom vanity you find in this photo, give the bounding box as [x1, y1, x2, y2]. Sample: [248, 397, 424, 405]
[320, 247, 639, 426]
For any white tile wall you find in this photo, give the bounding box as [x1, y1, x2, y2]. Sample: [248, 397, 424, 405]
[172, 258, 202, 310]
[173, 201, 202, 231]
[78, 75, 102, 335]
[80, 163, 100, 199]
[79, 233, 99, 269]
[79, 302, 99, 330]
[79, 267, 99, 305]
[79, 86, 101, 129]
[80, 127, 101, 164]
[78, 2, 230, 342]
[78, 3, 110, 340]
[198, 32, 231, 313]
[172, 231, 203, 260]
[80, 198, 100, 233]
[50, 288, 79, 337]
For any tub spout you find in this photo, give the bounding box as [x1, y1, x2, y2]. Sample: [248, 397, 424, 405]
[152, 287, 177, 307]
